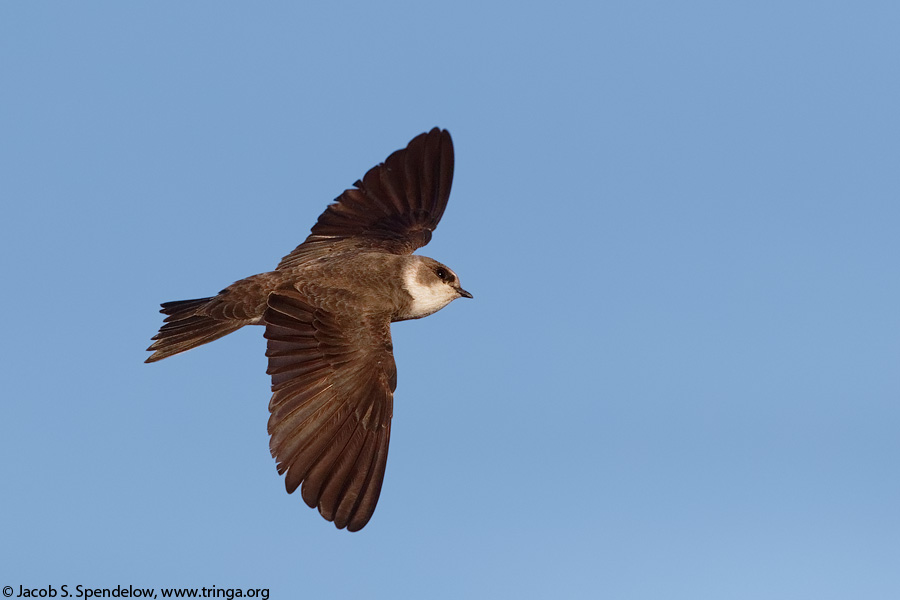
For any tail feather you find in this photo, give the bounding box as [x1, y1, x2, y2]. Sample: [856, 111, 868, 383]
[145, 297, 244, 363]
[160, 297, 212, 321]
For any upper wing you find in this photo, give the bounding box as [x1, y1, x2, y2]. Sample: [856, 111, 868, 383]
[263, 286, 395, 531]
[277, 128, 454, 269]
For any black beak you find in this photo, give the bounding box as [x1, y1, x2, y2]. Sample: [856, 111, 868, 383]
[458, 288, 473, 299]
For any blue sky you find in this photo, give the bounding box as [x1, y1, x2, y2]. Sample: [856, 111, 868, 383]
[2, 2, 899, 598]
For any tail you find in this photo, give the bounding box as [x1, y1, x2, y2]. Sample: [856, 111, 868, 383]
[145, 297, 245, 363]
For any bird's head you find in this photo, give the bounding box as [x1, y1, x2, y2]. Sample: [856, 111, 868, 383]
[401, 256, 472, 319]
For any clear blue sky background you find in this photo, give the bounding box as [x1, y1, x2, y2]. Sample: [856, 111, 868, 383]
[2, 2, 898, 599]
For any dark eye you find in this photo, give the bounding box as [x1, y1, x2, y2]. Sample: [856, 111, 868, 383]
[435, 267, 448, 281]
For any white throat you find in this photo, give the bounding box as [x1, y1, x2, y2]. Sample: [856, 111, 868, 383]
[402, 262, 456, 319]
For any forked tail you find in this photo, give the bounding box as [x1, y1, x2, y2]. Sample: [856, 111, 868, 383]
[145, 297, 244, 363]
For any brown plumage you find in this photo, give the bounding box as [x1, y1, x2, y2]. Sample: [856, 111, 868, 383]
[146, 128, 471, 531]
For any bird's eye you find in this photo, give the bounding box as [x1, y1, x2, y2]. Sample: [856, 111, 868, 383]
[435, 268, 447, 281]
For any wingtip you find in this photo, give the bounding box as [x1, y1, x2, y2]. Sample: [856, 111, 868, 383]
[426, 127, 452, 143]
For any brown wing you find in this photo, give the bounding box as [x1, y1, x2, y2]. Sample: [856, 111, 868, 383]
[263, 286, 396, 531]
[277, 128, 454, 269]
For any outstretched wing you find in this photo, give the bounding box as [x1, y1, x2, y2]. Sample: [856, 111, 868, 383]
[277, 128, 454, 269]
[263, 286, 395, 531]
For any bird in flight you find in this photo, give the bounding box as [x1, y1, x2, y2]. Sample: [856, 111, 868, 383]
[146, 128, 471, 531]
